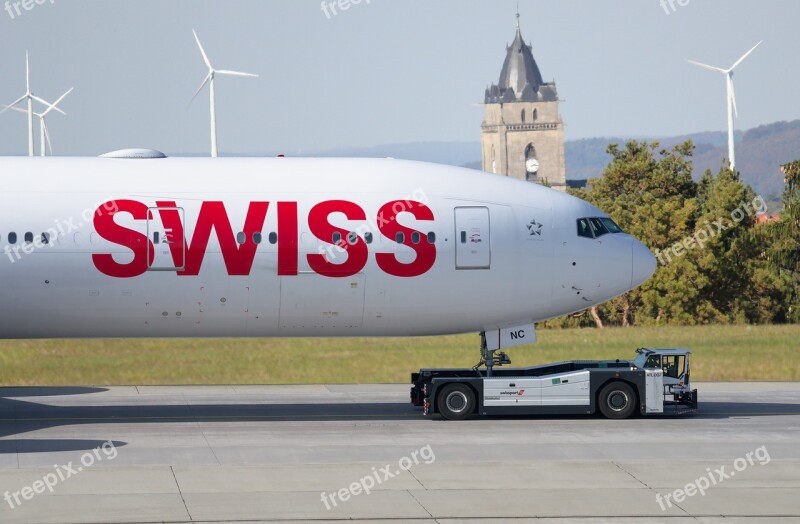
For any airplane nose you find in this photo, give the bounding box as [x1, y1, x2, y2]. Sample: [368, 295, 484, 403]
[631, 239, 657, 288]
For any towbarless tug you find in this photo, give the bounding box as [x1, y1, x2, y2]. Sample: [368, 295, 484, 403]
[411, 337, 698, 420]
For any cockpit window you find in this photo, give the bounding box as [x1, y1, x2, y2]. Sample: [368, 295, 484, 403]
[588, 218, 609, 237]
[576, 217, 624, 238]
[577, 218, 593, 238]
[600, 218, 623, 233]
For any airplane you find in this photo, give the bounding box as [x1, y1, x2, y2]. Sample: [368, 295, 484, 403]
[0, 151, 656, 353]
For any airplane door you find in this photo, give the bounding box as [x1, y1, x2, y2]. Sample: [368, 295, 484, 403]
[147, 206, 186, 271]
[455, 206, 491, 269]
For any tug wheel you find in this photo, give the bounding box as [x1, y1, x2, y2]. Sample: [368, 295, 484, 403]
[437, 383, 476, 421]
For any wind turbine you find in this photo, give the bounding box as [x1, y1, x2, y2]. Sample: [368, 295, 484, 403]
[5, 88, 73, 156]
[686, 41, 762, 171]
[189, 29, 258, 158]
[0, 52, 65, 157]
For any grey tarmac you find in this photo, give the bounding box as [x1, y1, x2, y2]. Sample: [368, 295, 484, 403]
[0, 382, 798, 523]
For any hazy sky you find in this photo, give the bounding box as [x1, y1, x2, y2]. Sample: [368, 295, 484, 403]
[0, 0, 797, 156]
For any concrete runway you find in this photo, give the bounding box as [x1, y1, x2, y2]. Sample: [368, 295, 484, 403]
[0, 382, 798, 523]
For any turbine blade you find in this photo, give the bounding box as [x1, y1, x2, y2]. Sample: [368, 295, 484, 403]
[192, 29, 212, 69]
[215, 70, 259, 78]
[0, 95, 28, 114]
[25, 51, 30, 93]
[2, 105, 28, 114]
[189, 73, 212, 106]
[730, 40, 762, 70]
[685, 59, 726, 73]
[42, 119, 53, 154]
[41, 87, 74, 117]
[41, 87, 75, 116]
[31, 95, 66, 116]
[728, 75, 738, 118]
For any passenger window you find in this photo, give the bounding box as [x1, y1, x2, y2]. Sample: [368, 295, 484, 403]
[347, 232, 358, 245]
[253, 232, 262, 245]
[268, 232, 278, 245]
[332, 232, 342, 244]
[427, 232, 436, 244]
[577, 219, 593, 239]
[411, 232, 421, 244]
[41, 233, 50, 245]
[364, 232, 373, 244]
[24, 232, 33, 244]
[396, 232, 405, 244]
[236, 232, 246, 245]
[8, 232, 17, 244]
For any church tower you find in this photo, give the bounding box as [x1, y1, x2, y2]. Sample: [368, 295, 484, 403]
[481, 13, 566, 191]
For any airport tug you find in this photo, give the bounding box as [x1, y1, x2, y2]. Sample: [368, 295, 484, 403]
[411, 331, 697, 420]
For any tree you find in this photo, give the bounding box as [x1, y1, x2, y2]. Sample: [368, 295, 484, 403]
[766, 161, 800, 322]
[552, 142, 794, 328]
[693, 166, 787, 323]
[571, 140, 699, 326]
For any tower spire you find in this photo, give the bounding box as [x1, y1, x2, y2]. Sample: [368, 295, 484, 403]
[516, 2, 520, 29]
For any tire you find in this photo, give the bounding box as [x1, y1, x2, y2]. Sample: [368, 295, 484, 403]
[437, 383, 476, 421]
[598, 381, 637, 419]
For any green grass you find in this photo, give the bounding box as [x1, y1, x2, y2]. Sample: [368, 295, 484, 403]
[0, 325, 798, 385]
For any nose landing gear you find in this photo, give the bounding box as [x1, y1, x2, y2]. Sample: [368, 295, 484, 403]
[474, 331, 511, 377]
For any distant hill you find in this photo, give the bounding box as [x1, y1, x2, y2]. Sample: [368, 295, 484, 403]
[565, 121, 800, 199]
[697, 121, 800, 199]
[565, 133, 741, 187]
[285, 120, 800, 199]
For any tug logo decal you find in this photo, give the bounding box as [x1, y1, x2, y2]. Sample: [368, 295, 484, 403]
[91, 199, 436, 278]
[500, 390, 525, 396]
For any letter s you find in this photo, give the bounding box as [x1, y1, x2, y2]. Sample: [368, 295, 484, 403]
[375, 200, 436, 277]
[92, 199, 153, 278]
[307, 200, 368, 277]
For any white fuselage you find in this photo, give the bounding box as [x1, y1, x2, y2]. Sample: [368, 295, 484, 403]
[0, 157, 656, 339]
